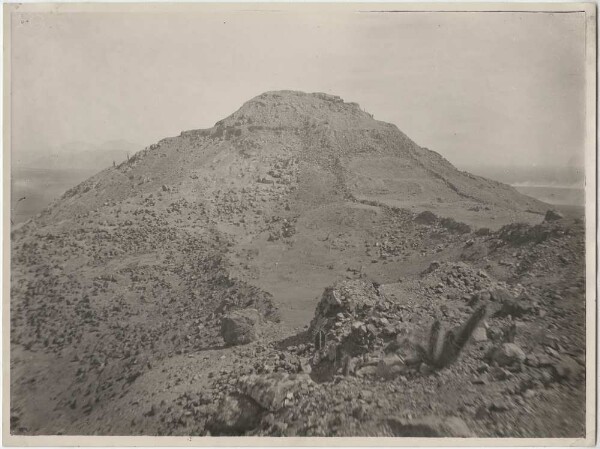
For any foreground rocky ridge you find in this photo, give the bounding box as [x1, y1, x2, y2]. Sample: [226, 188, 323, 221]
[10, 91, 584, 437]
[11, 208, 585, 437]
[196, 217, 584, 438]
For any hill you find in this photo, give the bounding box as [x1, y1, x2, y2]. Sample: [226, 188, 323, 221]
[26, 90, 544, 324]
[34, 91, 544, 226]
[10, 91, 585, 438]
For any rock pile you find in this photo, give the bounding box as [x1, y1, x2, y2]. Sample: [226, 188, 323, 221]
[306, 279, 485, 381]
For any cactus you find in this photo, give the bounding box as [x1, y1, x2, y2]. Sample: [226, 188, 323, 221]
[419, 305, 487, 369]
[314, 329, 326, 350]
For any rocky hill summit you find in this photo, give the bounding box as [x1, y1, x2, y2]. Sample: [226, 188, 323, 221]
[28, 90, 543, 226]
[10, 91, 584, 438]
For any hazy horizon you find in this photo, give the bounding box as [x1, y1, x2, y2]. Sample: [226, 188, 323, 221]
[10, 6, 587, 170]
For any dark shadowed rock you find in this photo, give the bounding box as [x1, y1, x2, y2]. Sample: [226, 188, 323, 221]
[497, 222, 558, 245]
[206, 393, 264, 435]
[475, 227, 491, 236]
[544, 209, 564, 222]
[440, 217, 472, 234]
[221, 309, 260, 346]
[414, 210, 438, 225]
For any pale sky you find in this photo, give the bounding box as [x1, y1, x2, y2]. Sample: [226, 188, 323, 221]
[10, 6, 587, 168]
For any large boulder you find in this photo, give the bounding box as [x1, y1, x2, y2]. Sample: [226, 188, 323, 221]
[221, 309, 260, 346]
[236, 373, 315, 412]
[215, 286, 281, 323]
[206, 393, 264, 435]
[489, 343, 526, 366]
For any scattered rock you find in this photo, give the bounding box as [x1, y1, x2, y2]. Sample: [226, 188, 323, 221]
[525, 354, 540, 367]
[472, 327, 488, 342]
[475, 405, 490, 420]
[489, 399, 510, 412]
[489, 343, 526, 366]
[486, 326, 505, 342]
[522, 389, 537, 399]
[490, 366, 512, 381]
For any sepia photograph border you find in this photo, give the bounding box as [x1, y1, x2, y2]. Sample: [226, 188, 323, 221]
[2, 2, 596, 446]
